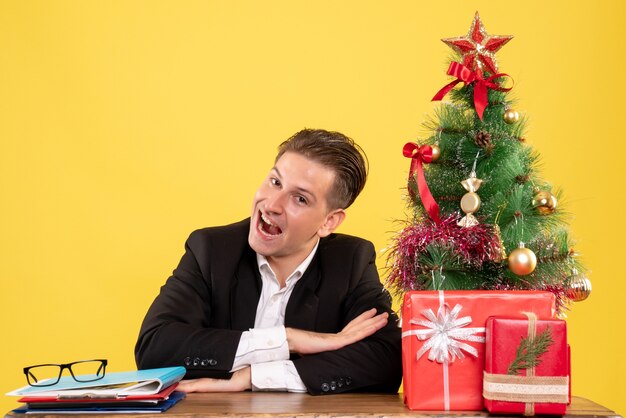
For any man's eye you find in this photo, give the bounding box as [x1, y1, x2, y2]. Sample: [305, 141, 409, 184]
[270, 178, 281, 187]
[296, 196, 308, 205]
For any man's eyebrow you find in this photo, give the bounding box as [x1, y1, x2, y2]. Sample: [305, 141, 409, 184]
[294, 186, 315, 200]
[271, 166, 316, 201]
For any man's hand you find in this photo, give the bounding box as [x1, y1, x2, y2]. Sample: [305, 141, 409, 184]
[286, 308, 388, 355]
[177, 367, 251, 393]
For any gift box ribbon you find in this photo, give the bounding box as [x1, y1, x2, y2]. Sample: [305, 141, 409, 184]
[401, 291, 485, 410]
[482, 372, 569, 404]
[483, 312, 569, 415]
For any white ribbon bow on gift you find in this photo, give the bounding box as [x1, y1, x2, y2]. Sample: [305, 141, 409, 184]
[408, 303, 486, 363]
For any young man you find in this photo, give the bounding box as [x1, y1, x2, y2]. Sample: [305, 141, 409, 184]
[135, 129, 402, 394]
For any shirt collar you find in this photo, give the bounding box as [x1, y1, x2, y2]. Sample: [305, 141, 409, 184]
[256, 239, 320, 282]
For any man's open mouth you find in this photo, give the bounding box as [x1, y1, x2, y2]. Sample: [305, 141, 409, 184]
[258, 212, 283, 236]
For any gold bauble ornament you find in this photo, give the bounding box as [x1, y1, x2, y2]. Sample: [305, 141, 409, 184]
[503, 108, 520, 124]
[565, 270, 592, 302]
[508, 243, 537, 275]
[532, 190, 558, 215]
[430, 144, 441, 162]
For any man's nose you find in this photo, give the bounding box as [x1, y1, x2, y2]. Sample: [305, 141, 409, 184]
[264, 190, 285, 214]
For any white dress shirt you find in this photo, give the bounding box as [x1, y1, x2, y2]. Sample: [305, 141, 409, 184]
[230, 241, 319, 392]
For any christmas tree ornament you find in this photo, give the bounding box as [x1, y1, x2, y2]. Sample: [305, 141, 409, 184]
[441, 12, 513, 75]
[474, 130, 495, 155]
[430, 144, 441, 162]
[458, 173, 482, 227]
[458, 153, 483, 227]
[432, 62, 513, 121]
[503, 108, 520, 124]
[386, 215, 506, 292]
[433, 13, 514, 121]
[493, 224, 507, 262]
[474, 130, 492, 147]
[532, 190, 558, 215]
[403, 142, 441, 223]
[431, 131, 442, 162]
[516, 174, 530, 184]
[565, 269, 592, 302]
[508, 243, 537, 275]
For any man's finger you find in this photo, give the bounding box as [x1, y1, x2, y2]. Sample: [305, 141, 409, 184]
[177, 378, 221, 393]
[352, 308, 378, 322]
[177, 379, 201, 393]
[341, 308, 377, 332]
[339, 311, 389, 344]
[342, 309, 386, 333]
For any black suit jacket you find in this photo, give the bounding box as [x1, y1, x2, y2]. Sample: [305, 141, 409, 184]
[135, 219, 402, 394]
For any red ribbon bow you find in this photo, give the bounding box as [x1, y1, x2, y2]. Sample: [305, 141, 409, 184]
[403, 143, 441, 224]
[432, 62, 513, 121]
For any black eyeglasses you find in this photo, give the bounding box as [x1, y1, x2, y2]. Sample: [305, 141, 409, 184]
[24, 359, 108, 387]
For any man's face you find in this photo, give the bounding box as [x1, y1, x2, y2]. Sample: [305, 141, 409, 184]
[248, 151, 344, 264]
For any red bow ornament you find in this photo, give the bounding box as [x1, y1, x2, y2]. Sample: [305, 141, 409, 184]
[432, 62, 513, 121]
[403, 143, 441, 224]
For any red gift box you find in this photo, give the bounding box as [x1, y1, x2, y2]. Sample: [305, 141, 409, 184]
[401, 291, 555, 411]
[483, 315, 570, 415]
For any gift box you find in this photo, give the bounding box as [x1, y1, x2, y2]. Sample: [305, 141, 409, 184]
[483, 315, 570, 415]
[401, 291, 555, 411]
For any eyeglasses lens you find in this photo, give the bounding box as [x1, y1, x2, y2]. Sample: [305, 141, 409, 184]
[71, 361, 106, 382]
[26, 365, 62, 386]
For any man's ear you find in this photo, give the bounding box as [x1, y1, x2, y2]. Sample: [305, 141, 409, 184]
[317, 209, 346, 238]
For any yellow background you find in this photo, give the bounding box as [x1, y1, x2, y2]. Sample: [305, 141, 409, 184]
[1, 1, 624, 414]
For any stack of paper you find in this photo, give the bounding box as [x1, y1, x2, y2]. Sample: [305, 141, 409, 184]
[7, 367, 186, 414]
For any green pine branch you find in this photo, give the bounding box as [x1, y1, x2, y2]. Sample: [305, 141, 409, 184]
[507, 326, 554, 375]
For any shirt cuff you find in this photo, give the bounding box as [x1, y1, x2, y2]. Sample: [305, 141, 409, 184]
[232, 326, 290, 371]
[251, 361, 307, 393]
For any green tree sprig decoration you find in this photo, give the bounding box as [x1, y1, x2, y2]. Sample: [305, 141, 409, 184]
[507, 326, 553, 375]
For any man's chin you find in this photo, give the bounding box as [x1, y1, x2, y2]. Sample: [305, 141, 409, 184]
[248, 231, 280, 256]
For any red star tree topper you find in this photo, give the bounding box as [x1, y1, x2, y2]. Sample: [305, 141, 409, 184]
[442, 12, 513, 74]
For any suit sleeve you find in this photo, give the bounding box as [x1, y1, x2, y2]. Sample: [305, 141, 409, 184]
[134, 230, 243, 379]
[292, 241, 403, 394]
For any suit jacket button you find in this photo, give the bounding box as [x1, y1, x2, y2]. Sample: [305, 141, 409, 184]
[321, 383, 330, 392]
[209, 359, 218, 366]
[337, 378, 344, 387]
[183, 357, 191, 366]
[330, 381, 337, 391]
[192, 357, 200, 366]
[201, 359, 209, 366]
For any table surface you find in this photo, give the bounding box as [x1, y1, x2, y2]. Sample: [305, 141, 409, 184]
[5, 393, 621, 418]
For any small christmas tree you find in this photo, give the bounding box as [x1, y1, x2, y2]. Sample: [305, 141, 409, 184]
[387, 12, 591, 313]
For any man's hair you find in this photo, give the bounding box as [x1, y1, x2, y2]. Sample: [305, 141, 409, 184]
[276, 129, 368, 210]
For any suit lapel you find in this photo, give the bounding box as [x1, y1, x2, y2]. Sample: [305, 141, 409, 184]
[230, 246, 262, 331]
[284, 255, 321, 331]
